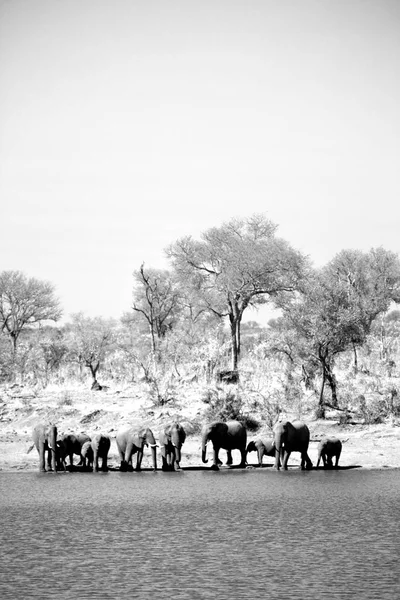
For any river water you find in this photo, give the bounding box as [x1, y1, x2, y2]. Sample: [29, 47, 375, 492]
[1, 467, 400, 599]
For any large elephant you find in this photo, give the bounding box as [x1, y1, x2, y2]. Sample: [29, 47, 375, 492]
[159, 422, 186, 471]
[201, 420, 247, 470]
[116, 426, 157, 471]
[273, 420, 313, 470]
[59, 432, 91, 470]
[81, 433, 111, 472]
[31, 423, 57, 472]
[316, 436, 342, 468]
[246, 436, 276, 467]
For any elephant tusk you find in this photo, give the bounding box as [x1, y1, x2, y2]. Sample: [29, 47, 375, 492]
[148, 442, 157, 448]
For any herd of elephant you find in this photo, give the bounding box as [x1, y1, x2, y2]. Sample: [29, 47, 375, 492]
[31, 419, 342, 473]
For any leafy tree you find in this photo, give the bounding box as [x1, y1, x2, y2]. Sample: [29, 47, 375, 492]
[167, 214, 307, 371]
[131, 264, 182, 355]
[65, 313, 116, 386]
[281, 248, 400, 415]
[0, 270, 62, 354]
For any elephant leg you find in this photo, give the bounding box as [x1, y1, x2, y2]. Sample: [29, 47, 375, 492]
[38, 442, 46, 472]
[239, 448, 246, 468]
[135, 450, 143, 471]
[100, 454, 107, 471]
[211, 446, 220, 470]
[257, 448, 264, 467]
[282, 450, 290, 470]
[334, 453, 340, 468]
[226, 450, 233, 466]
[304, 452, 313, 470]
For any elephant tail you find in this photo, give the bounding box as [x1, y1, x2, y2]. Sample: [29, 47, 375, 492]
[27, 444, 35, 454]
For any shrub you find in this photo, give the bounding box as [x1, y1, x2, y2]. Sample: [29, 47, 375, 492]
[57, 390, 73, 408]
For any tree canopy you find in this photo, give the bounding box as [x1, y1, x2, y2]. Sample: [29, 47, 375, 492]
[277, 247, 400, 414]
[167, 214, 308, 370]
[0, 270, 62, 353]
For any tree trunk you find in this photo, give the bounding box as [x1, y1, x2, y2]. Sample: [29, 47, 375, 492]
[317, 367, 326, 419]
[352, 342, 358, 373]
[324, 362, 338, 407]
[229, 317, 239, 371]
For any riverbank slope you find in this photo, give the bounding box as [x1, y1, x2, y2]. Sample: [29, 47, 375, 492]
[1, 383, 400, 471]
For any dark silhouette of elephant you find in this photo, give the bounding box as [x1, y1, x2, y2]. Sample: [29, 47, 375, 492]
[201, 420, 247, 470]
[59, 432, 91, 470]
[116, 425, 157, 471]
[158, 422, 186, 471]
[81, 433, 111, 472]
[316, 436, 342, 468]
[246, 437, 276, 467]
[31, 423, 57, 472]
[273, 420, 313, 470]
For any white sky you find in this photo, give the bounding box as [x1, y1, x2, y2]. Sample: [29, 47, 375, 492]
[1, 0, 399, 323]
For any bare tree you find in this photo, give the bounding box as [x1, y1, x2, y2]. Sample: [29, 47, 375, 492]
[131, 264, 182, 356]
[0, 270, 62, 355]
[66, 313, 116, 387]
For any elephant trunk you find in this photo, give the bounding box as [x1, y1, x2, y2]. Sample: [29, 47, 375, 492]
[201, 432, 209, 464]
[149, 444, 157, 471]
[124, 441, 134, 465]
[174, 444, 182, 466]
[49, 425, 57, 472]
[93, 447, 98, 472]
[274, 434, 282, 470]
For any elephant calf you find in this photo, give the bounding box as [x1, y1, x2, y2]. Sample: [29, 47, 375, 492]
[316, 436, 342, 468]
[246, 437, 276, 467]
[81, 434, 111, 472]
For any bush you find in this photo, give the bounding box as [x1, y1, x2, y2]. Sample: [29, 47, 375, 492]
[57, 390, 73, 408]
[202, 387, 245, 423]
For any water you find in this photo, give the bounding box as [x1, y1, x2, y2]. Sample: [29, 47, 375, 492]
[1, 467, 400, 599]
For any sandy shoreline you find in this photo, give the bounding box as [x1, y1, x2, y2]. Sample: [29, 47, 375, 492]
[1, 384, 400, 473]
[1, 421, 400, 472]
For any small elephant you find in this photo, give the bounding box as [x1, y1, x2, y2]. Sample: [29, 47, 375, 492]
[316, 436, 342, 468]
[81, 434, 111, 472]
[116, 425, 157, 471]
[31, 423, 58, 472]
[273, 420, 313, 471]
[59, 432, 91, 470]
[246, 437, 276, 467]
[201, 420, 247, 470]
[159, 422, 186, 471]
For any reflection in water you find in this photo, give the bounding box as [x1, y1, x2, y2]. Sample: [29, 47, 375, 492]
[1, 469, 400, 599]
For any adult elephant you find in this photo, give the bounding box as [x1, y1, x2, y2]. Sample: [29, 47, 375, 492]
[273, 420, 313, 470]
[159, 422, 186, 471]
[246, 436, 276, 467]
[59, 432, 91, 470]
[116, 426, 157, 471]
[201, 420, 247, 470]
[31, 423, 57, 472]
[81, 433, 111, 472]
[316, 436, 342, 468]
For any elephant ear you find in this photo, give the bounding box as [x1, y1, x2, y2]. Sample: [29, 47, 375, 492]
[145, 428, 157, 446]
[214, 422, 228, 436]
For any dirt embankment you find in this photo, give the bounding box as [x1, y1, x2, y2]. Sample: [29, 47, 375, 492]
[1, 384, 400, 472]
